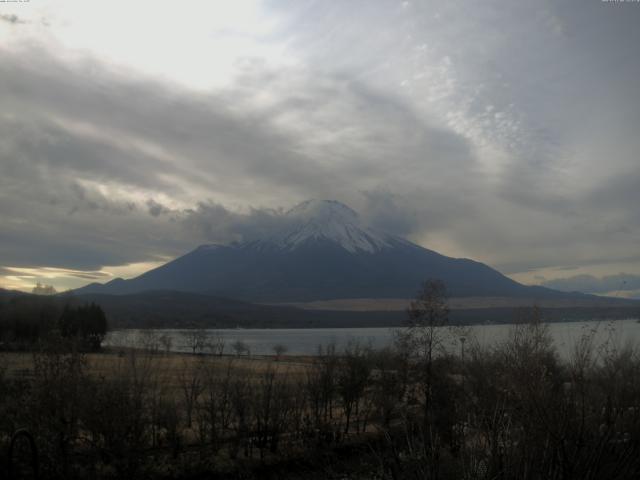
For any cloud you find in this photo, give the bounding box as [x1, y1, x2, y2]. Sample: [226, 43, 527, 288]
[541, 273, 640, 296]
[146, 199, 171, 217]
[5, 266, 112, 281]
[0, 42, 479, 265]
[1, 1, 640, 291]
[360, 191, 417, 237]
[0, 14, 25, 25]
[182, 202, 288, 244]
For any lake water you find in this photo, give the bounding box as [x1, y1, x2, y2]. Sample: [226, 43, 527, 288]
[104, 318, 640, 358]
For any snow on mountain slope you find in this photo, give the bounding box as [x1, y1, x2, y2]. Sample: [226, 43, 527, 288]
[251, 199, 395, 253]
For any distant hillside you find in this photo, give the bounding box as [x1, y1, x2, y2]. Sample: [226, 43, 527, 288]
[74, 290, 640, 329]
[1, 287, 637, 330]
[278, 295, 639, 311]
[74, 290, 313, 329]
[0, 288, 29, 298]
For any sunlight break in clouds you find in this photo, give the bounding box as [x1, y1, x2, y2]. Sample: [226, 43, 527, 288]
[2, 261, 168, 292]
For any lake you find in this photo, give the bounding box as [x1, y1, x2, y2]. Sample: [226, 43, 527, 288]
[104, 318, 640, 358]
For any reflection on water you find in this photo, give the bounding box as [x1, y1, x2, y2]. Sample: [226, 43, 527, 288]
[105, 318, 640, 358]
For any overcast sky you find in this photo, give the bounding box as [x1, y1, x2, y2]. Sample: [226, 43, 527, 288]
[1, 0, 640, 297]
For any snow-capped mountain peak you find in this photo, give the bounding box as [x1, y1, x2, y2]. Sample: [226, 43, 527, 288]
[286, 199, 359, 224]
[255, 199, 394, 253]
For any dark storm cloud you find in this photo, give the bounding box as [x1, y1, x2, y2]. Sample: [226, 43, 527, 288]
[0, 43, 481, 276]
[182, 202, 290, 244]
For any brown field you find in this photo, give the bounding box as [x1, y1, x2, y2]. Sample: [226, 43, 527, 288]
[271, 295, 637, 311]
[1, 348, 315, 397]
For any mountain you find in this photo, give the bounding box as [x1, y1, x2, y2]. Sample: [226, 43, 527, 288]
[73, 290, 312, 329]
[0, 288, 30, 299]
[75, 199, 579, 302]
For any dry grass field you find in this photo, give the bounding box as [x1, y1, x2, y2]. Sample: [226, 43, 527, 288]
[1, 348, 315, 373]
[275, 295, 638, 311]
[1, 348, 315, 396]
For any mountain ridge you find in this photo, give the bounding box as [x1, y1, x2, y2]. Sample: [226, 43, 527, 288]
[74, 200, 590, 302]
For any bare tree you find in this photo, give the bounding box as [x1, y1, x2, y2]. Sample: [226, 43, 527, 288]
[231, 340, 249, 357]
[30, 335, 87, 478]
[390, 279, 450, 477]
[140, 330, 160, 353]
[304, 343, 340, 444]
[158, 333, 173, 354]
[81, 348, 159, 478]
[273, 343, 288, 361]
[252, 367, 294, 458]
[399, 279, 449, 414]
[370, 347, 406, 429]
[337, 340, 372, 434]
[178, 358, 205, 429]
[199, 358, 235, 450]
[229, 372, 253, 459]
[182, 329, 207, 355]
[208, 331, 226, 356]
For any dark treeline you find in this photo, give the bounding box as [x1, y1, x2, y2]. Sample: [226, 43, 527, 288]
[0, 294, 108, 351]
[2, 281, 640, 479]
